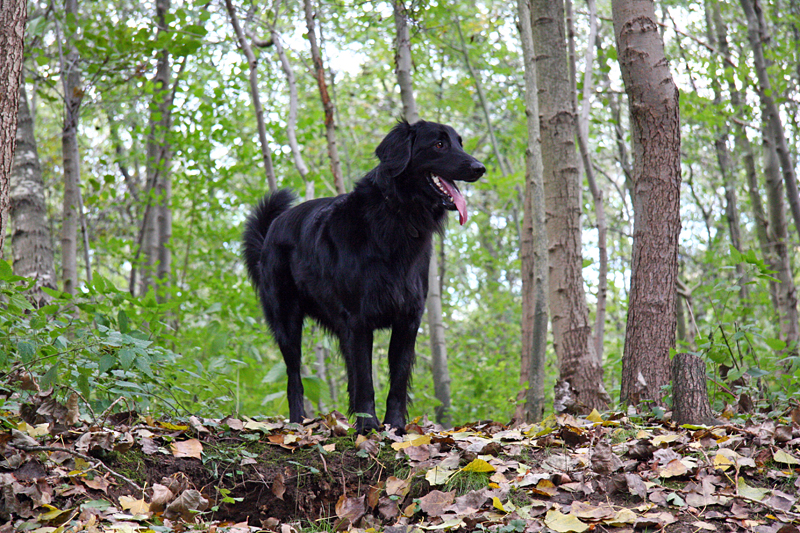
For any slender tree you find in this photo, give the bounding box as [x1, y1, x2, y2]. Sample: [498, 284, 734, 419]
[59, 0, 83, 295]
[224, 0, 277, 193]
[741, 0, 800, 244]
[516, 0, 548, 423]
[566, 0, 608, 362]
[531, 0, 608, 411]
[613, 0, 681, 406]
[10, 85, 56, 305]
[0, 0, 27, 254]
[392, 0, 452, 427]
[303, 0, 344, 194]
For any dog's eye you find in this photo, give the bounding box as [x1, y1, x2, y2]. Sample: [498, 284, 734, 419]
[434, 141, 445, 149]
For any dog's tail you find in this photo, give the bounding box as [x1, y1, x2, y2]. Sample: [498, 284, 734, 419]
[242, 189, 296, 287]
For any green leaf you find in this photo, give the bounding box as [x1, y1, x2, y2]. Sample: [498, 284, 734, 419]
[17, 341, 36, 363]
[99, 353, 116, 373]
[41, 363, 60, 389]
[119, 347, 136, 370]
[118, 309, 130, 334]
[0, 260, 12, 279]
[764, 337, 787, 351]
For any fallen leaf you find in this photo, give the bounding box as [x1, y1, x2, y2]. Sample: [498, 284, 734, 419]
[570, 501, 616, 521]
[163, 489, 209, 523]
[737, 477, 770, 501]
[272, 472, 285, 500]
[659, 458, 688, 478]
[773, 449, 800, 466]
[335, 494, 365, 524]
[419, 490, 454, 517]
[386, 476, 410, 497]
[530, 478, 558, 497]
[603, 508, 637, 526]
[461, 458, 495, 473]
[119, 495, 150, 516]
[170, 439, 203, 459]
[544, 509, 589, 533]
[149, 483, 174, 513]
[425, 465, 455, 486]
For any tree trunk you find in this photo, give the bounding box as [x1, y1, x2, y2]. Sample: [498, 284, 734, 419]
[60, 0, 82, 296]
[704, 0, 748, 302]
[762, 123, 799, 349]
[391, 0, 452, 427]
[224, 0, 277, 193]
[671, 353, 719, 426]
[710, 1, 778, 310]
[303, 0, 344, 195]
[741, 0, 800, 245]
[0, 0, 27, 256]
[140, 0, 175, 299]
[10, 84, 56, 305]
[613, 0, 681, 407]
[566, 0, 608, 363]
[532, 0, 608, 412]
[272, 29, 309, 182]
[516, 0, 548, 423]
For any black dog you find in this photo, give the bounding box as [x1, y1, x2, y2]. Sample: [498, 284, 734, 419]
[242, 120, 485, 433]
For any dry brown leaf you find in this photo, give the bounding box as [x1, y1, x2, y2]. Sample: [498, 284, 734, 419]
[418, 490, 455, 517]
[659, 458, 688, 478]
[170, 438, 203, 459]
[163, 489, 209, 522]
[570, 501, 616, 521]
[335, 494, 365, 524]
[385, 476, 410, 497]
[377, 497, 399, 519]
[149, 483, 174, 513]
[530, 478, 558, 497]
[272, 472, 286, 500]
[590, 441, 622, 474]
[82, 474, 110, 492]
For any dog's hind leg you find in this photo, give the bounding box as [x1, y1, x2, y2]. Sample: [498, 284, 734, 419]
[264, 296, 306, 424]
[384, 317, 421, 434]
[340, 328, 380, 434]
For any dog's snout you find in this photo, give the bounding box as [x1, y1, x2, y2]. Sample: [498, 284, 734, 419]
[471, 160, 486, 178]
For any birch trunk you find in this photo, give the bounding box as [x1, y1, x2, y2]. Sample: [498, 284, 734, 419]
[741, 0, 800, 244]
[532, 0, 608, 411]
[10, 84, 56, 305]
[60, 0, 82, 296]
[0, 0, 27, 255]
[224, 0, 277, 193]
[613, 0, 682, 407]
[516, 0, 548, 423]
[391, 0, 452, 426]
[303, 0, 344, 194]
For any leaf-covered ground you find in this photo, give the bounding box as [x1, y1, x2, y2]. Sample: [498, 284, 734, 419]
[2, 391, 800, 533]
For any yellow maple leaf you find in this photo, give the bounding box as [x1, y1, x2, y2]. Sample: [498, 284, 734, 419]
[461, 458, 495, 473]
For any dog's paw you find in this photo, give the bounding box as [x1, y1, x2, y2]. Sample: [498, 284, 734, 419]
[383, 412, 407, 436]
[355, 416, 381, 435]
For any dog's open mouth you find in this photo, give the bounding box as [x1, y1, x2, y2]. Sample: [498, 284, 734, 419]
[430, 174, 468, 225]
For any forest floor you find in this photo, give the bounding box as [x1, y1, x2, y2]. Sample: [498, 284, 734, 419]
[2, 390, 800, 533]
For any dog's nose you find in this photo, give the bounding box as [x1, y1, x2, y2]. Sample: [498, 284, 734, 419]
[471, 161, 486, 177]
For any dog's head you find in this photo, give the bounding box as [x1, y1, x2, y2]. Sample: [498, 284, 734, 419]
[374, 120, 485, 225]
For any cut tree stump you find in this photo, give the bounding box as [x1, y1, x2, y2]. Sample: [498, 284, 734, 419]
[671, 352, 721, 426]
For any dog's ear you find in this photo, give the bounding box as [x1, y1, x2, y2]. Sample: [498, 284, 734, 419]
[375, 121, 414, 181]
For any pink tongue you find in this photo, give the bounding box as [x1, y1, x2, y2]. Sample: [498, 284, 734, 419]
[439, 179, 468, 225]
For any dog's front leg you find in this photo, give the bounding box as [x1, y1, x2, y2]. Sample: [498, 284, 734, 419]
[342, 328, 380, 434]
[384, 316, 421, 434]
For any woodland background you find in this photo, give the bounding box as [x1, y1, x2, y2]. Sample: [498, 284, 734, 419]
[1, 0, 799, 428]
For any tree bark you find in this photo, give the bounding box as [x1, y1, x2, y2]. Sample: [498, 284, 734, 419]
[762, 123, 799, 349]
[671, 353, 719, 426]
[139, 0, 175, 299]
[391, 0, 451, 427]
[516, 0, 548, 423]
[0, 0, 27, 256]
[740, 0, 800, 245]
[303, 0, 344, 195]
[531, 0, 608, 412]
[224, 0, 277, 193]
[613, 0, 681, 407]
[10, 84, 56, 305]
[566, 0, 608, 363]
[59, 0, 82, 296]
